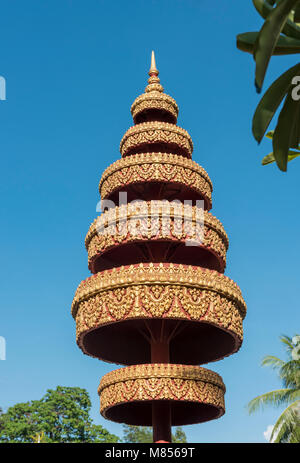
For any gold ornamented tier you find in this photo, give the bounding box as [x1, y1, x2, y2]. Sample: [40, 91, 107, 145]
[72, 263, 245, 318]
[119, 122, 193, 157]
[85, 204, 229, 273]
[98, 364, 225, 426]
[131, 91, 178, 123]
[99, 153, 213, 210]
[72, 263, 246, 364]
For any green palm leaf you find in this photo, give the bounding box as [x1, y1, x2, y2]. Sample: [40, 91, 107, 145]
[261, 355, 285, 370]
[280, 335, 294, 352]
[252, 63, 300, 143]
[280, 359, 300, 381]
[248, 388, 296, 414]
[248, 334, 300, 443]
[237, 31, 300, 54]
[271, 401, 300, 442]
[253, 0, 300, 92]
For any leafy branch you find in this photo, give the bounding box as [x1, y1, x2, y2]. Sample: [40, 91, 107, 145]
[237, 0, 300, 171]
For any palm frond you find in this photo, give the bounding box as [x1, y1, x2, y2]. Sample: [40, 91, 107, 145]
[271, 400, 300, 443]
[280, 360, 300, 387]
[261, 355, 284, 370]
[283, 388, 300, 403]
[248, 333, 300, 442]
[248, 388, 296, 414]
[280, 335, 294, 352]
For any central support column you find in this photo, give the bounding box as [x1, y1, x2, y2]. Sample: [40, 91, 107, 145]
[152, 400, 172, 443]
[150, 321, 172, 443]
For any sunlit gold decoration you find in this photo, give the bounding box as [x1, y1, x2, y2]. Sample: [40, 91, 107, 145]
[120, 122, 193, 158]
[72, 263, 246, 352]
[71, 51, 247, 441]
[131, 93, 178, 122]
[85, 204, 228, 272]
[99, 152, 213, 209]
[99, 363, 225, 424]
[99, 363, 225, 389]
[72, 263, 245, 316]
[131, 51, 179, 122]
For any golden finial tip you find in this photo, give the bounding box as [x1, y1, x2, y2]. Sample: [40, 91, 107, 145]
[149, 50, 159, 76]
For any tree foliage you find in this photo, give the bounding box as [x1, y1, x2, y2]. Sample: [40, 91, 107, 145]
[248, 335, 300, 443]
[261, 130, 300, 165]
[122, 424, 187, 443]
[0, 386, 120, 443]
[237, 0, 300, 171]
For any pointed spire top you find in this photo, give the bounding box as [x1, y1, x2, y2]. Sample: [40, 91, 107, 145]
[147, 50, 161, 91]
[130, 51, 179, 122]
[149, 50, 159, 77]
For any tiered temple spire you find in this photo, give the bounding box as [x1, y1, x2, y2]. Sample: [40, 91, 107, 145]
[71, 52, 247, 442]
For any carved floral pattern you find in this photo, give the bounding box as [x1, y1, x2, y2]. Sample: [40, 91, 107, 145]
[98, 364, 225, 421]
[71, 55, 247, 431]
[131, 91, 179, 121]
[99, 153, 213, 210]
[72, 263, 246, 352]
[85, 204, 229, 272]
[120, 122, 193, 157]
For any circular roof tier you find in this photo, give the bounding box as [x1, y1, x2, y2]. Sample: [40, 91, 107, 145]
[120, 122, 193, 158]
[131, 91, 179, 124]
[98, 363, 225, 426]
[72, 263, 246, 365]
[99, 153, 213, 210]
[85, 204, 229, 273]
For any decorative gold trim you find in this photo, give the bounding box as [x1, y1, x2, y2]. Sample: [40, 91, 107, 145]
[98, 364, 225, 421]
[99, 152, 213, 209]
[145, 83, 163, 93]
[72, 263, 246, 351]
[99, 363, 225, 391]
[72, 263, 246, 317]
[100, 152, 212, 188]
[131, 92, 178, 121]
[85, 205, 229, 272]
[119, 122, 193, 157]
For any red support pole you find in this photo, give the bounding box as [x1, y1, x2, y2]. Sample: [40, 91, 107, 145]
[151, 323, 172, 443]
[152, 401, 172, 443]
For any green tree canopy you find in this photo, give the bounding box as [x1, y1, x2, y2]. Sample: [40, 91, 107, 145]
[0, 386, 119, 443]
[122, 424, 187, 443]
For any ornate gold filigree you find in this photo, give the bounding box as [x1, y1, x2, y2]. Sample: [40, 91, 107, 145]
[72, 263, 246, 356]
[85, 204, 229, 272]
[130, 51, 178, 122]
[99, 152, 213, 210]
[70, 52, 248, 431]
[99, 363, 225, 390]
[72, 263, 246, 317]
[98, 364, 225, 422]
[119, 122, 193, 157]
[131, 92, 178, 122]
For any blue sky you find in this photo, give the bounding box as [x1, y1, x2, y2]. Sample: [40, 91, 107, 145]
[0, 0, 299, 443]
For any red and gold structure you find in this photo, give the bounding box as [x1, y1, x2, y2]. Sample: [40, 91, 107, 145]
[71, 52, 247, 442]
